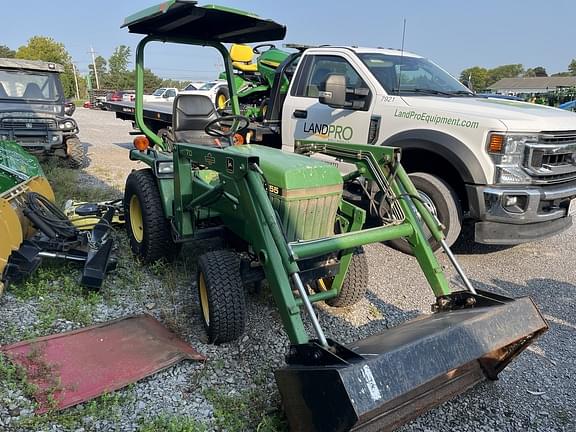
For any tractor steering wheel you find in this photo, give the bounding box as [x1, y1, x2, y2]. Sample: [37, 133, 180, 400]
[253, 44, 276, 54]
[204, 115, 250, 138]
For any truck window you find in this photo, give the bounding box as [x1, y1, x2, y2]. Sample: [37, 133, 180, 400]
[358, 53, 471, 95]
[165, 89, 177, 98]
[292, 55, 368, 98]
[0, 70, 61, 101]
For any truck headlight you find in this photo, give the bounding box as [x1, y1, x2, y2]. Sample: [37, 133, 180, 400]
[487, 133, 537, 184]
[59, 119, 77, 130]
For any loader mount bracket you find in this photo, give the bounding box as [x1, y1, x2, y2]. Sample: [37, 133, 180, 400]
[286, 338, 364, 366]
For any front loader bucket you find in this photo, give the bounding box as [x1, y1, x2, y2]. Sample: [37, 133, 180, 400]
[275, 291, 547, 432]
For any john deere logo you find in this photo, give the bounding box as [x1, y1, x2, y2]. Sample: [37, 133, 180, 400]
[205, 153, 215, 165]
[226, 157, 234, 173]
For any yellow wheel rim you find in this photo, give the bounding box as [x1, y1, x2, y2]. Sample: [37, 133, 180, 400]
[199, 273, 210, 325]
[217, 94, 227, 109]
[129, 195, 144, 243]
[317, 278, 333, 292]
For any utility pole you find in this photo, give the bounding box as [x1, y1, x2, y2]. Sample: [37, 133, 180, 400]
[89, 47, 100, 90]
[72, 63, 80, 100]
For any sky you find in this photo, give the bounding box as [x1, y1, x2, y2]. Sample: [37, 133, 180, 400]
[2, 0, 575, 82]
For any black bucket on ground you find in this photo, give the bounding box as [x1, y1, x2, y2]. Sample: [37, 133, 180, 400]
[275, 290, 547, 432]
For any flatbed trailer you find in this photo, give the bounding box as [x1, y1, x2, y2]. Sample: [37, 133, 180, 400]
[104, 100, 173, 133]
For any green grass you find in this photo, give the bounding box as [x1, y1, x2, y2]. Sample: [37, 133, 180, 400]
[139, 415, 208, 432]
[8, 263, 102, 339]
[41, 161, 121, 207]
[15, 389, 134, 431]
[0, 353, 38, 400]
[204, 385, 287, 432]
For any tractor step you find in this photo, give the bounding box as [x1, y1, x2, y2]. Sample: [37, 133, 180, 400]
[275, 290, 547, 432]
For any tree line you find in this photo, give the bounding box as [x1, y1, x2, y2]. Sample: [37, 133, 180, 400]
[460, 59, 576, 92]
[1, 37, 184, 99]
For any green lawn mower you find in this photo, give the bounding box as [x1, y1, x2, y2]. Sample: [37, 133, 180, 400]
[218, 42, 290, 118]
[121, 2, 547, 430]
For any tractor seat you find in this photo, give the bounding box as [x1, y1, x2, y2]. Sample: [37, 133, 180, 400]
[172, 94, 219, 146]
[230, 44, 258, 73]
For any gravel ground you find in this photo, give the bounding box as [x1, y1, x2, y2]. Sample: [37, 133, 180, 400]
[0, 108, 575, 431]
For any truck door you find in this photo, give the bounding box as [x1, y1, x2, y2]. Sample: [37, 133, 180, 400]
[164, 88, 177, 102]
[282, 53, 374, 154]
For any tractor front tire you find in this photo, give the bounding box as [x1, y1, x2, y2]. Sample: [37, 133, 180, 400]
[124, 169, 180, 263]
[64, 137, 86, 168]
[387, 172, 462, 255]
[215, 87, 230, 110]
[326, 248, 369, 308]
[197, 250, 246, 344]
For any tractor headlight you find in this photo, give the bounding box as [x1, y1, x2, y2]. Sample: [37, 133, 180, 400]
[487, 133, 537, 184]
[157, 161, 174, 174]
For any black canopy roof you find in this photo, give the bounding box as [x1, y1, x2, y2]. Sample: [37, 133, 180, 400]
[123, 1, 286, 43]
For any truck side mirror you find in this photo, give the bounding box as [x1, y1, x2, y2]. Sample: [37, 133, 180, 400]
[319, 74, 346, 108]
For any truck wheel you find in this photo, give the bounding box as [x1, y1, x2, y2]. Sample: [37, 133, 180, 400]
[197, 250, 246, 343]
[387, 172, 462, 254]
[318, 248, 369, 308]
[65, 137, 86, 168]
[124, 169, 180, 263]
[215, 87, 230, 110]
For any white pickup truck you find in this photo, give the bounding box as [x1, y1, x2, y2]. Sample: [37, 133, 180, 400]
[256, 46, 576, 248]
[143, 87, 179, 102]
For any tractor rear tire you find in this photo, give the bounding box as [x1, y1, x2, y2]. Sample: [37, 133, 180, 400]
[197, 250, 246, 344]
[124, 169, 180, 263]
[65, 137, 86, 169]
[386, 172, 462, 255]
[326, 248, 369, 308]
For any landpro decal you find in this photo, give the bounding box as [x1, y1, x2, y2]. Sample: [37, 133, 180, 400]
[303, 122, 354, 140]
[393, 109, 480, 129]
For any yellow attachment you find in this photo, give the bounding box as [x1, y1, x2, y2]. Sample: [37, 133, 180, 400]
[0, 198, 23, 296]
[230, 44, 258, 72]
[0, 175, 54, 295]
[63, 200, 125, 230]
[129, 195, 144, 243]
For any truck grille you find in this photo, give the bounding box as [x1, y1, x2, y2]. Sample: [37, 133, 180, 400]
[524, 131, 576, 184]
[1, 118, 56, 129]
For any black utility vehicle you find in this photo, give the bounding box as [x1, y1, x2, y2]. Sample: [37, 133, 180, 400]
[0, 58, 85, 168]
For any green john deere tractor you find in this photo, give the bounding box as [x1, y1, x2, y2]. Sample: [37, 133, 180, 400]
[217, 42, 290, 118]
[121, 2, 547, 431]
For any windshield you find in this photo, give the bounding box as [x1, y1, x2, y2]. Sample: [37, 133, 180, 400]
[358, 53, 472, 96]
[200, 82, 217, 90]
[0, 70, 63, 101]
[152, 88, 166, 96]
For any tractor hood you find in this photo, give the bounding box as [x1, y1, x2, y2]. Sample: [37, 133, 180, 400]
[402, 95, 576, 132]
[229, 145, 343, 190]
